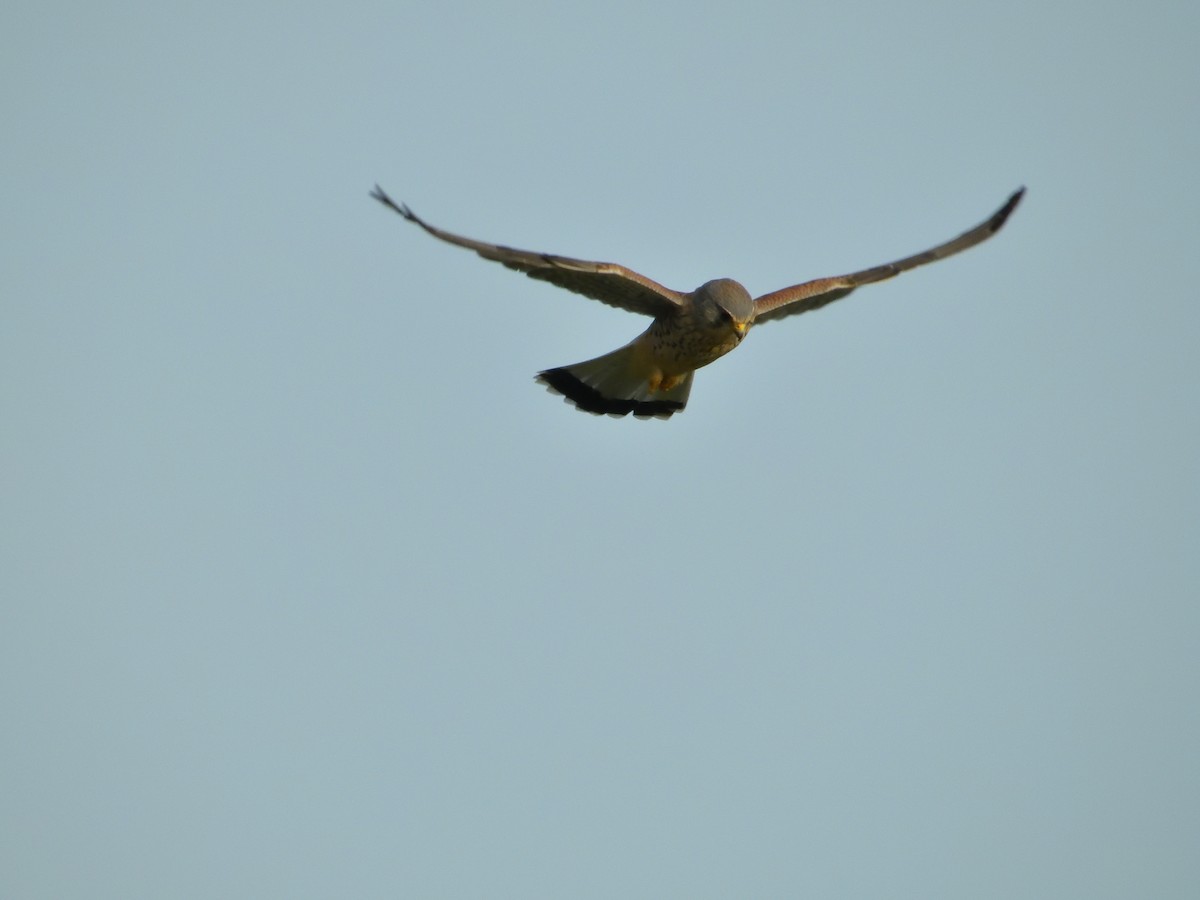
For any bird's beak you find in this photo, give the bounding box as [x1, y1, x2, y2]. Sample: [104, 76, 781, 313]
[733, 321, 748, 339]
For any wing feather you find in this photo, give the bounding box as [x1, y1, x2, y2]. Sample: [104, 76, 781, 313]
[753, 188, 1025, 324]
[372, 186, 685, 317]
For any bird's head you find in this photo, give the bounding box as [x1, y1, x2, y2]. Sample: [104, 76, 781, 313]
[697, 278, 754, 340]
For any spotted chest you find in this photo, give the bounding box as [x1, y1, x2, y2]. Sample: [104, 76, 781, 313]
[646, 316, 744, 374]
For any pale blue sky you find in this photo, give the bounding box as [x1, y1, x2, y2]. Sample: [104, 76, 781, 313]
[3, 1, 1198, 897]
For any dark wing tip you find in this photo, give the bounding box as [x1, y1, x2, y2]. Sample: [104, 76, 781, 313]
[370, 184, 416, 221]
[989, 186, 1026, 233]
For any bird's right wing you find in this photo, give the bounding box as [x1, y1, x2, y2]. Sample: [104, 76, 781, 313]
[372, 186, 686, 318]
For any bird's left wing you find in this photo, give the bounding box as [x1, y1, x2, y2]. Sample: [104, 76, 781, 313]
[752, 188, 1025, 324]
[372, 186, 686, 318]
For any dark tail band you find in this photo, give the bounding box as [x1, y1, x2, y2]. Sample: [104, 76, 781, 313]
[536, 368, 684, 419]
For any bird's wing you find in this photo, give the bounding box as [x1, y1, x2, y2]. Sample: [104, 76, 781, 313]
[372, 186, 686, 317]
[752, 188, 1025, 324]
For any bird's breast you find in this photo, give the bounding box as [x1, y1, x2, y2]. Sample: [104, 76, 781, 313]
[646, 317, 744, 373]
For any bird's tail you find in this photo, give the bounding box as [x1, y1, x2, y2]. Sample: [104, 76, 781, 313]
[536, 344, 693, 419]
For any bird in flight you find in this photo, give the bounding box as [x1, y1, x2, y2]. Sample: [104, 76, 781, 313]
[371, 185, 1024, 419]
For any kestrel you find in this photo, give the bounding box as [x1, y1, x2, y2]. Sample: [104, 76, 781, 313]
[371, 185, 1024, 419]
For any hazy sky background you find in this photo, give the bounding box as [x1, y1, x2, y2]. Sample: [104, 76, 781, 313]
[4, 1, 1198, 897]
